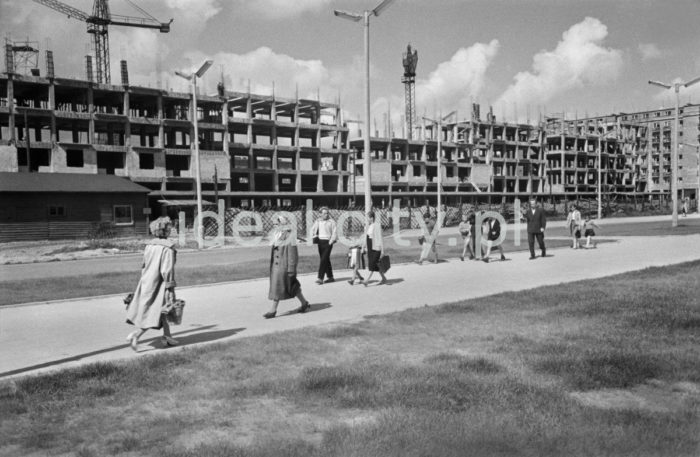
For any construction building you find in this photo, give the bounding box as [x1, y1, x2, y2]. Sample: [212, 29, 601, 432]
[2, 36, 700, 240]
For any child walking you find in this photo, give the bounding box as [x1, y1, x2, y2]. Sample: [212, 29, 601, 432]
[347, 245, 365, 285]
[581, 215, 600, 248]
[458, 212, 474, 261]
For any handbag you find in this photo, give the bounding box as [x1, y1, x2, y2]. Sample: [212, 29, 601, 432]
[162, 299, 186, 325]
[378, 255, 391, 274]
[312, 235, 319, 244]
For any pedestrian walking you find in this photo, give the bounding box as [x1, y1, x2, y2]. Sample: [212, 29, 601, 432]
[566, 205, 582, 249]
[458, 212, 474, 261]
[347, 244, 365, 285]
[581, 215, 600, 248]
[682, 198, 689, 217]
[264, 215, 310, 318]
[521, 197, 547, 259]
[125, 216, 179, 352]
[417, 212, 438, 264]
[481, 213, 507, 262]
[362, 211, 388, 286]
[468, 210, 479, 259]
[311, 206, 338, 284]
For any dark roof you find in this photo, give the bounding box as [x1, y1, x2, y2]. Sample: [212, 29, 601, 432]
[0, 172, 151, 193]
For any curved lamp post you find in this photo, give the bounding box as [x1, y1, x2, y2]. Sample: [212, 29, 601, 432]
[334, 0, 396, 217]
[176, 59, 213, 247]
[423, 111, 456, 228]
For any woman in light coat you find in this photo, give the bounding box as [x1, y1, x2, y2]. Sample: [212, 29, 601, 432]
[125, 217, 179, 351]
[264, 215, 310, 318]
[362, 211, 387, 286]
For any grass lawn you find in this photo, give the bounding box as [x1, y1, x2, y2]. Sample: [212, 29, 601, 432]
[1, 261, 699, 456]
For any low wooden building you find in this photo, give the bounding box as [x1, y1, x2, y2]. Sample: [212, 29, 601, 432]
[0, 172, 150, 242]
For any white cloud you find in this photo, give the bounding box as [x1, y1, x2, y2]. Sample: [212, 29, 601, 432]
[495, 17, 623, 121]
[638, 43, 662, 61]
[416, 40, 500, 117]
[240, 0, 333, 20]
[172, 47, 333, 99]
[164, 0, 222, 21]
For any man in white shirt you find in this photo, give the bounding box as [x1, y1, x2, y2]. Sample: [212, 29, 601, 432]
[311, 207, 338, 284]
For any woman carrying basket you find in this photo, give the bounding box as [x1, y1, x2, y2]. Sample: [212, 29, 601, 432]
[125, 217, 180, 351]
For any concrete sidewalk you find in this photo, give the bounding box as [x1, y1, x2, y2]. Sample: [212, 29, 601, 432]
[2, 233, 700, 379]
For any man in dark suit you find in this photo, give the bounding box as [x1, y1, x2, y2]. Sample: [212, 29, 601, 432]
[522, 197, 547, 259]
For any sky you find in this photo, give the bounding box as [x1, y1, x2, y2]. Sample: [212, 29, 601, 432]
[3, 0, 700, 131]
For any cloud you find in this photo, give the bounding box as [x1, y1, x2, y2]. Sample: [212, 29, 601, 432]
[163, 0, 222, 21]
[239, 0, 333, 20]
[415, 40, 500, 116]
[167, 47, 333, 99]
[495, 17, 623, 120]
[638, 43, 662, 61]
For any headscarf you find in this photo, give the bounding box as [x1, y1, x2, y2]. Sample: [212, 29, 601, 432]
[149, 216, 172, 238]
[271, 215, 293, 246]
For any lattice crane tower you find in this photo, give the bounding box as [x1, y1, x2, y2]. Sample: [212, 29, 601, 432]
[402, 43, 417, 139]
[32, 0, 172, 85]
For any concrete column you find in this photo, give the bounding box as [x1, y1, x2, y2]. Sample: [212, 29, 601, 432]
[272, 146, 279, 193]
[48, 82, 57, 143]
[123, 91, 131, 148]
[88, 85, 94, 144]
[157, 94, 164, 148]
[248, 171, 255, 192]
[316, 150, 322, 192]
[222, 100, 230, 157]
[7, 76, 15, 142]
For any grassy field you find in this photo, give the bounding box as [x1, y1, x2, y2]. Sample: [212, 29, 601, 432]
[1, 261, 699, 456]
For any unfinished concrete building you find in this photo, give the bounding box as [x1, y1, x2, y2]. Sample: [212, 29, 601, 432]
[3, 59, 700, 241]
[0, 72, 351, 214]
[544, 115, 645, 196]
[620, 105, 700, 199]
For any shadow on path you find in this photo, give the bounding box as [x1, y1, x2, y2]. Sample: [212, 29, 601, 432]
[363, 278, 404, 286]
[0, 324, 222, 378]
[149, 327, 246, 348]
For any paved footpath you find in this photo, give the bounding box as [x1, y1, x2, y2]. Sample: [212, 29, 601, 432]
[2, 229, 700, 379]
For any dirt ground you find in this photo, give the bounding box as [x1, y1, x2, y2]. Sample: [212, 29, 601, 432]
[0, 239, 146, 265]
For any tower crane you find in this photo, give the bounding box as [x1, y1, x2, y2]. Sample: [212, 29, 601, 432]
[32, 0, 172, 84]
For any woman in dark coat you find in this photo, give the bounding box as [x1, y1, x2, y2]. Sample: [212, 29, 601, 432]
[362, 211, 387, 286]
[264, 215, 310, 318]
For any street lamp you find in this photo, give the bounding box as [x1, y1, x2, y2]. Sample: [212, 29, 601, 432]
[648, 75, 700, 227]
[334, 0, 396, 217]
[423, 111, 456, 228]
[350, 148, 358, 205]
[175, 59, 213, 248]
[596, 130, 616, 220]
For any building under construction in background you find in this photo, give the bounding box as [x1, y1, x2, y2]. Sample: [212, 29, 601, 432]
[1, 38, 700, 240]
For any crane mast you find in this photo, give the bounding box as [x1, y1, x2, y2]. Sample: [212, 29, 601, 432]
[32, 0, 172, 84]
